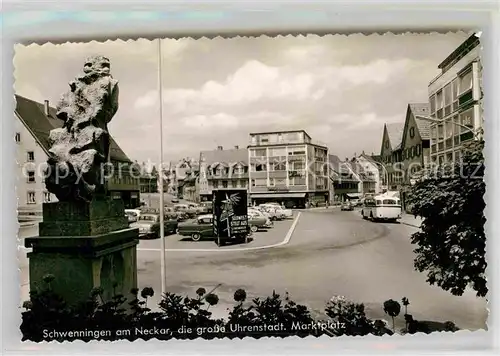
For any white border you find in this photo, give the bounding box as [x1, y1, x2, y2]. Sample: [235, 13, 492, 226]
[2, 1, 499, 355]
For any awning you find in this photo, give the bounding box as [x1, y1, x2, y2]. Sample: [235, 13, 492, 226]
[251, 193, 306, 199]
[346, 193, 362, 199]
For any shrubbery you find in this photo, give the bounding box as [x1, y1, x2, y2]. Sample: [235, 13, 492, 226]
[21, 277, 459, 342]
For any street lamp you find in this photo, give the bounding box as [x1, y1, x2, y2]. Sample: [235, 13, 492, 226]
[414, 115, 481, 138]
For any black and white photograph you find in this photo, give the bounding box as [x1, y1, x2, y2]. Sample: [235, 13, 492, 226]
[14, 31, 487, 342]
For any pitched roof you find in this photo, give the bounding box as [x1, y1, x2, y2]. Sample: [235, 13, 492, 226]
[201, 148, 248, 166]
[385, 122, 405, 150]
[408, 103, 431, 140]
[15, 94, 131, 162]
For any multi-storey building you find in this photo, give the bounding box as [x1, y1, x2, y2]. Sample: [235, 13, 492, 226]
[248, 130, 329, 208]
[198, 146, 249, 202]
[15, 95, 141, 215]
[428, 33, 482, 165]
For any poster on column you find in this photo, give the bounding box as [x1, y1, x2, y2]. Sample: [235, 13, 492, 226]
[212, 189, 249, 246]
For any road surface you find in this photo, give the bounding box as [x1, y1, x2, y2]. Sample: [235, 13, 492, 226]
[18, 208, 487, 331]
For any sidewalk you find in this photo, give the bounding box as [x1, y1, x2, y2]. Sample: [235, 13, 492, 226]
[400, 213, 423, 228]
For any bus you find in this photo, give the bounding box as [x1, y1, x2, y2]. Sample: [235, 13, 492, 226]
[361, 194, 402, 222]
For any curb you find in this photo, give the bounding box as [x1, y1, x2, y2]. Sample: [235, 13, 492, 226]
[401, 222, 421, 228]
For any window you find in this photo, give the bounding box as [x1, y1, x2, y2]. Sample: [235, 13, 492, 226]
[437, 124, 444, 140]
[431, 126, 437, 140]
[290, 177, 306, 186]
[272, 162, 286, 171]
[459, 69, 473, 94]
[253, 149, 266, 157]
[222, 181, 228, 188]
[43, 191, 51, 203]
[231, 180, 237, 188]
[409, 127, 415, 139]
[452, 79, 459, 100]
[459, 108, 474, 133]
[15, 132, 21, 143]
[436, 90, 444, 109]
[27, 191, 36, 204]
[275, 178, 286, 186]
[288, 148, 306, 155]
[255, 163, 267, 172]
[446, 152, 453, 162]
[27, 151, 35, 162]
[27, 171, 36, 183]
[213, 181, 219, 188]
[438, 155, 444, 165]
[445, 120, 454, 138]
[254, 179, 267, 187]
[444, 83, 452, 107]
[270, 148, 286, 156]
[260, 135, 269, 143]
[233, 165, 243, 175]
[430, 94, 436, 113]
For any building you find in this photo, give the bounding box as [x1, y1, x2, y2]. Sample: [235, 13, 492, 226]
[15, 95, 141, 214]
[328, 154, 360, 202]
[247, 130, 329, 208]
[198, 146, 249, 202]
[138, 162, 158, 194]
[428, 33, 483, 165]
[379, 122, 405, 191]
[356, 153, 384, 194]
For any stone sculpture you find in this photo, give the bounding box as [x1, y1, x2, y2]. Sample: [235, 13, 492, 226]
[44, 55, 119, 202]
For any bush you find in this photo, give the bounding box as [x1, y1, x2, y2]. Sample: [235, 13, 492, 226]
[20, 277, 459, 342]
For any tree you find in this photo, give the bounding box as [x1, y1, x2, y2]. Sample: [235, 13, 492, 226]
[407, 139, 486, 297]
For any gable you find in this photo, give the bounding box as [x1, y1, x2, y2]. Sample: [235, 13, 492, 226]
[380, 126, 392, 157]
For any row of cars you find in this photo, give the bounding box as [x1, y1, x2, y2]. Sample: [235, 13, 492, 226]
[127, 202, 293, 241]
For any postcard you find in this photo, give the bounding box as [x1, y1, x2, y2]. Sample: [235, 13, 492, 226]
[15, 32, 487, 342]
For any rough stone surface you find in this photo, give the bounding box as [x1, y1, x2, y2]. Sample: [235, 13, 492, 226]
[39, 199, 128, 236]
[44, 55, 119, 202]
[27, 229, 138, 306]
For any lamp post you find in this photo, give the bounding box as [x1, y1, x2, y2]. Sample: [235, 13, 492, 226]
[414, 115, 480, 138]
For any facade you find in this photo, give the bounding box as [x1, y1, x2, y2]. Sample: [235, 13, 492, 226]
[15, 95, 140, 212]
[198, 146, 249, 202]
[428, 33, 483, 165]
[356, 153, 384, 194]
[248, 130, 329, 208]
[328, 154, 360, 202]
[139, 163, 158, 194]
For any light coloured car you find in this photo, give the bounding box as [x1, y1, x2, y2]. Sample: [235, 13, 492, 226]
[125, 209, 141, 223]
[248, 208, 273, 228]
[257, 205, 283, 221]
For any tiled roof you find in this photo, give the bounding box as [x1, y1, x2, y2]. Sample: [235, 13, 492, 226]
[201, 148, 248, 167]
[408, 103, 431, 140]
[386, 122, 405, 150]
[15, 94, 131, 162]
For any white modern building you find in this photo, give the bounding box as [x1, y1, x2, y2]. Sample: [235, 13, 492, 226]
[428, 33, 483, 165]
[248, 130, 329, 208]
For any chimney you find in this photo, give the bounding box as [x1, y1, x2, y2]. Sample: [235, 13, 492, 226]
[44, 100, 49, 116]
[217, 146, 223, 150]
[234, 145, 239, 149]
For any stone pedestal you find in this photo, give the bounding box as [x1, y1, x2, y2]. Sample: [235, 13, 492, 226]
[25, 199, 139, 306]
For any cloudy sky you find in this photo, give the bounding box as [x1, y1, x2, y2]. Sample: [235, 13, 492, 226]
[14, 32, 468, 164]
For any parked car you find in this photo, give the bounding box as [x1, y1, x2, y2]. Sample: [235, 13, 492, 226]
[174, 204, 197, 218]
[199, 201, 213, 214]
[249, 208, 273, 227]
[125, 209, 141, 223]
[177, 214, 216, 241]
[341, 202, 354, 211]
[248, 210, 272, 229]
[186, 202, 206, 215]
[177, 213, 263, 241]
[258, 205, 284, 221]
[171, 197, 180, 203]
[130, 213, 178, 239]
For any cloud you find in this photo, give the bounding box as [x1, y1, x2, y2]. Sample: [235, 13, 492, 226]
[15, 33, 469, 164]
